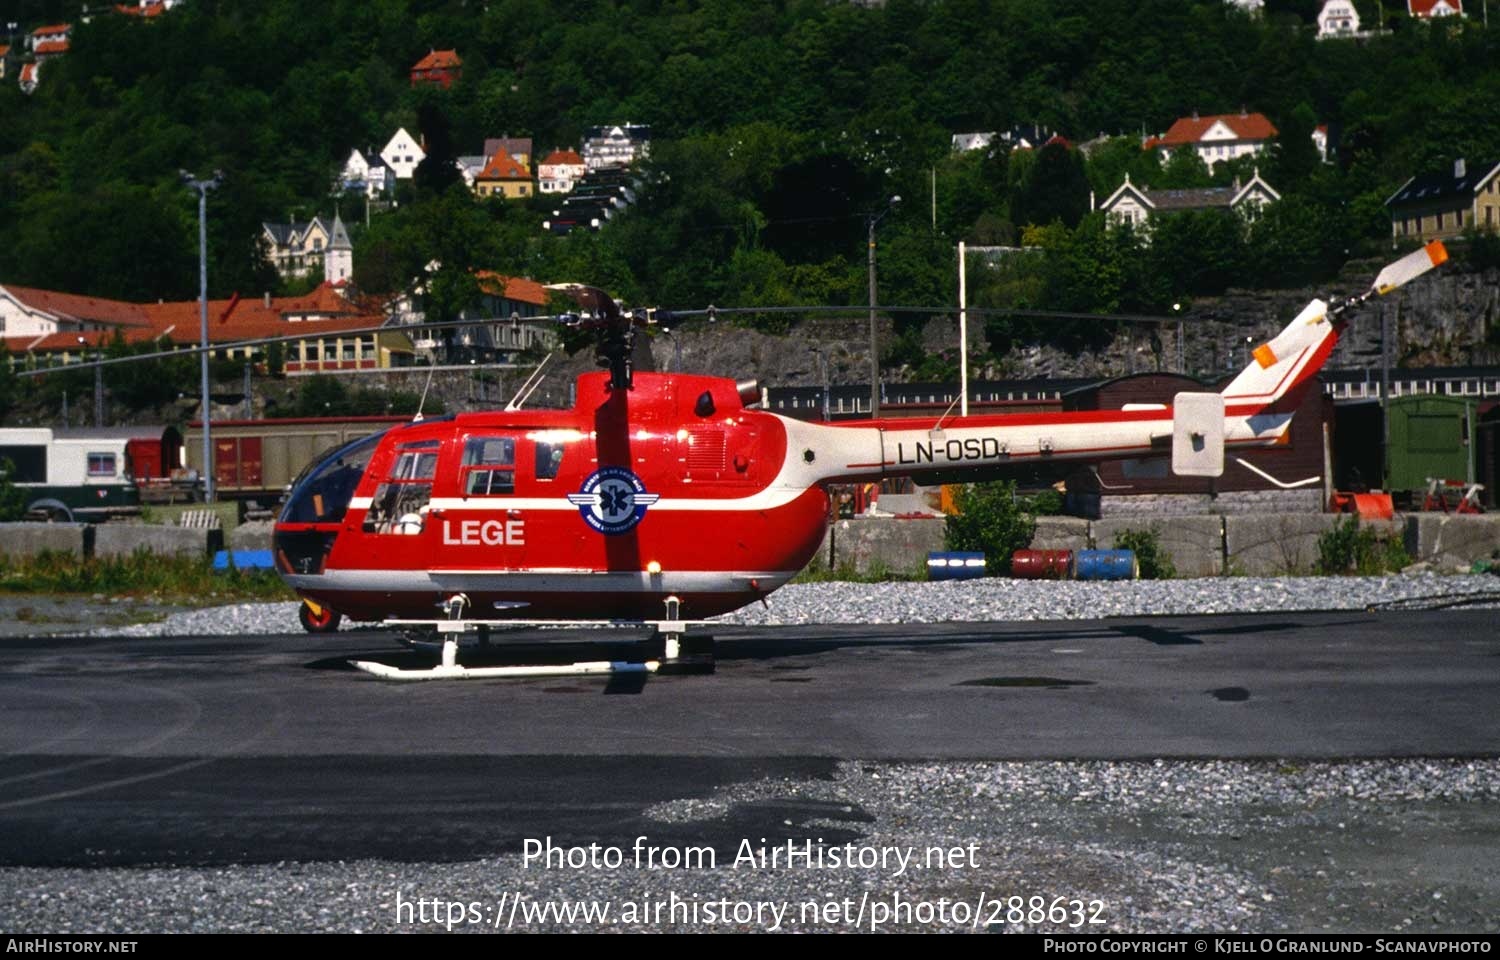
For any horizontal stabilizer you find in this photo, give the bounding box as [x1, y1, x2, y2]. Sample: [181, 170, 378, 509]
[1172, 392, 1225, 478]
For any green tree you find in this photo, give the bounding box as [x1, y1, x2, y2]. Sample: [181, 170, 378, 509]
[944, 480, 1037, 576]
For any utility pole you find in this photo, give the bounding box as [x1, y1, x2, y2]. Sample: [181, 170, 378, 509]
[182, 170, 222, 502]
[866, 195, 901, 418]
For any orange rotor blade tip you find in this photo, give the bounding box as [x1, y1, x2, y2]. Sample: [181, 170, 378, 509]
[1425, 240, 1449, 266]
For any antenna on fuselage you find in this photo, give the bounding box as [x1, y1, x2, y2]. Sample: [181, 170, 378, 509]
[413, 357, 436, 422]
[505, 352, 554, 411]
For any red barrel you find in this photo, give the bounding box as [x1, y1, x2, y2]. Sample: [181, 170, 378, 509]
[1010, 549, 1074, 579]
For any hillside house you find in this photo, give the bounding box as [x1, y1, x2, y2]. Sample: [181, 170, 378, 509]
[1144, 111, 1278, 171]
[1097, 170, 1281, 230]
[582, 125, 651, 171]
[473, 152, 532, 200]
[380, 128, 425, 180]
[1386, 158, 1500, 243]
[410, 49, 462, 88]
[538, 149, 586, 194]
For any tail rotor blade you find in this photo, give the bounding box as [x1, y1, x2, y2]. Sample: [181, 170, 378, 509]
[1370, 240, 1448, 297]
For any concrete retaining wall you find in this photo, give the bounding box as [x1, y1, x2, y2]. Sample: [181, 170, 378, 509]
[93, 524, 223, 559]
[822, 517, 945, 576]
[1030, 517, 1090, 552]
[0, 523, 92, 560]
[1405, 515, 1500, 572]
[822, 512, 1499, 579]
[228, 521, 274, 554]
[1093, 516, 1225, 577]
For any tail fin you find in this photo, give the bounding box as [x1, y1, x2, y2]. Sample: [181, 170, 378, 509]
[1220, 297, 1333, 408]
[1220, 240, 1450, 410]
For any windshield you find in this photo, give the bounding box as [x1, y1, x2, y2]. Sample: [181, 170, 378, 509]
[278, 431, 385, 524]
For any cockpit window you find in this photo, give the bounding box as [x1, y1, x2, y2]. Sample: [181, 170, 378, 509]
[278, 431, 383, 524]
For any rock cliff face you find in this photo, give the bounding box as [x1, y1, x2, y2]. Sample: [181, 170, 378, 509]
[643, 259, 1500, 388]
[339, 261, 1500, 417]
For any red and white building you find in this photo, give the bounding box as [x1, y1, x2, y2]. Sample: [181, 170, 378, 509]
[1144, 111, 1279, 171]
[1408, 0, 1463, 16]
[1, 283, 414, 374]
[410, 49, 462, 88]
[538, 149, 586, 194]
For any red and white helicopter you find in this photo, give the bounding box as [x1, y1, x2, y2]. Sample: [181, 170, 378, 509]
[272, 242, 1449, 679]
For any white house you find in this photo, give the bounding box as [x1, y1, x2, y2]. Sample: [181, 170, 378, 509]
[1144, 111, 1279, 171]
[0, 284, 150, 339]
[339, 149, 394, 198]
[1097, 171, 1282, 231]
[1317, 0, 1362, 36]
[380, 128, 426, 180]
[582, 125, 651, 171]
[951, 132, 996, 153]
[538, 149, 586, 194]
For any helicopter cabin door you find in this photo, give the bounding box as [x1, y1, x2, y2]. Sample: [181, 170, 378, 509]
[438, 433, 528, 571]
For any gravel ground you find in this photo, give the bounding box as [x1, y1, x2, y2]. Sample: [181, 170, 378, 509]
[4, 574, 1491, 933]
[2, 759, 1497, 933]
[93, 572, 1500, 637]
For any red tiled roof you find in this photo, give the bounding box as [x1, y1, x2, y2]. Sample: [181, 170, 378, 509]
[3, 286, 389, 358]
[278, 283, 357, 316]
[541, 149, 585, 167]
[1, 285, 151, 327]
[476, 151, 530, 181]
[476, 271, 548, 306]
[33, 39, 70, 56]
[0, 45, 10, 58]
[116, 2, 169, 16]
[19, 63, 37, 84]
[141, 292, 381, 343]
[1146, 112, 1279, 149]
[31, 24, 71, 37]
[1408, 0, 1463, 14]
[412, 49, 462, 71]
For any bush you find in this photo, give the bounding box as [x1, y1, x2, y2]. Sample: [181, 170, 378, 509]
[1315, 516, 1409, 575]
[1112, 526, 1177, 580]
[0, 458, 26, 522]
[944, 480, 1037, 575]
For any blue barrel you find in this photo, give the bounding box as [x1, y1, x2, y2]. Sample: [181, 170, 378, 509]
[926, 551, 987, 580]
[1074, 549, 1139, 581]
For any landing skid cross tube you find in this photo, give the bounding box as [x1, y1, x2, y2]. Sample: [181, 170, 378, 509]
[351, 595, 715, 681]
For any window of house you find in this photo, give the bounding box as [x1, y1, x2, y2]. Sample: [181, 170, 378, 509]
[460, 436, 515, 496]
[323, 342, 337, 361]
[342, 342, 356, 361]
[87, 452, 116, 477]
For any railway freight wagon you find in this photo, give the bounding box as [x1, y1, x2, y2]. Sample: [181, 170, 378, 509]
[183, 416, 409, 504]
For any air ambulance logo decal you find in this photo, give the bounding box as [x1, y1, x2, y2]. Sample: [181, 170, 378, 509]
[567, 466, 660, 535]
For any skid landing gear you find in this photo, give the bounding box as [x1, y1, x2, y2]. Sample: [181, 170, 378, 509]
[351, 594, 714, 681]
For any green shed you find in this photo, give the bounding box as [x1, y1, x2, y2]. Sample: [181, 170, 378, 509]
[1385, 395, 1477, 494]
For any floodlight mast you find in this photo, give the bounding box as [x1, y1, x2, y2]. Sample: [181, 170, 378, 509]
[181, 170, 222, 502]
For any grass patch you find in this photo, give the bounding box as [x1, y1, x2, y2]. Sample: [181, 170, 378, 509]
[0, 550, 293, 605]
[792, 556, 928, 583]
